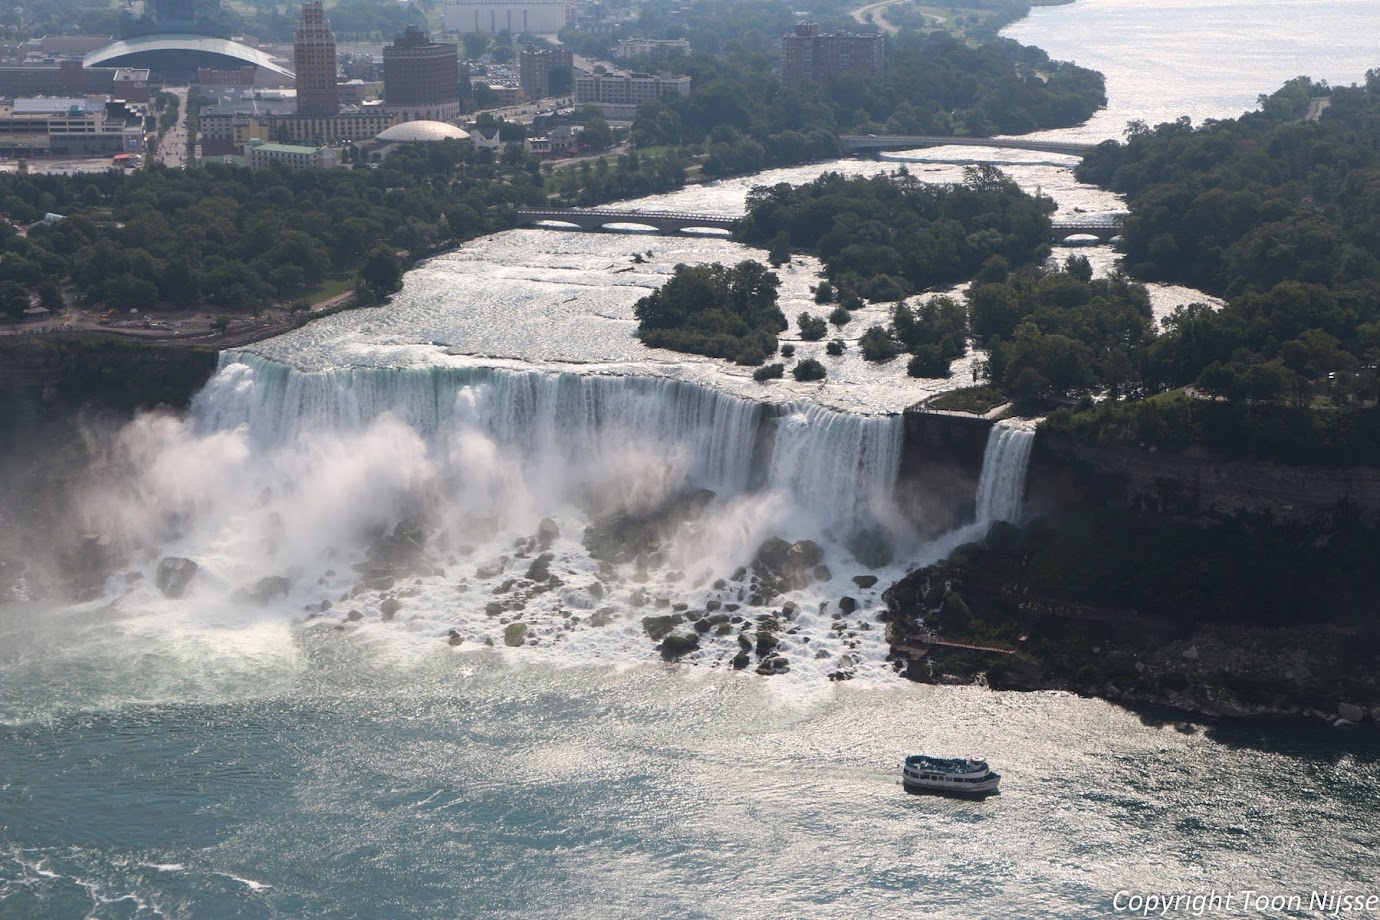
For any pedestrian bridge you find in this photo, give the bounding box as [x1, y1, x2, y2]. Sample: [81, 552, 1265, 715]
[516, 208, 1120, 242]
[839, 134, 1095, 157]
[515, 208, 740, 234]
[1051, 218, 1122, 243]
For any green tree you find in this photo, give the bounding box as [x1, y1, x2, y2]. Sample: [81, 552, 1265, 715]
[0, 281, 29, 320]
[792, 358, 826, 381]
[859, 325, 900, 362]
[361, 246, 403, 295]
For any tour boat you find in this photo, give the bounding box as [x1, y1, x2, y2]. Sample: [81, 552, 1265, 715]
[902, 755, 1001, 796]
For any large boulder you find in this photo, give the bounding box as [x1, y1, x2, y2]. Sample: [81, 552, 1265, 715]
[755, 654, 789, 676]
[249, 575, 291, 605]
[582, 489, 714, 564]
[1338, 702, 1367, 723]
[642, 614, 682, 641]
[155, 557, 198, 599]
[524, 553, 554, 582]
[660, 632, 700, 660]
[754, 625, 779, 658]
[503, 622, 528, 647]
[752, 538, 824, 593]
[357, 518, 435, 581]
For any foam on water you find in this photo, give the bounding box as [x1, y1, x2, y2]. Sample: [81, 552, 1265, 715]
[60, 355, 945, 690]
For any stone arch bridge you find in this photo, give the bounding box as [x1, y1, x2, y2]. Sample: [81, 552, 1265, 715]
[515, 208, 1120, 242]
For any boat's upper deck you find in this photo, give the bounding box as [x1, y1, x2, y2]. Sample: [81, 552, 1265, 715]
[905, 755, 989, 775]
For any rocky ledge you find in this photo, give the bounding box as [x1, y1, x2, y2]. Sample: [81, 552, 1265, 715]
[883, 522, 1380, 728]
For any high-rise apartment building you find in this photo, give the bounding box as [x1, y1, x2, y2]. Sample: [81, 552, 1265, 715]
[518, 45, 573, 99]
[382, 27, 462, 121]
[293, 1, 338, 116]
[779, 23, 884, 87]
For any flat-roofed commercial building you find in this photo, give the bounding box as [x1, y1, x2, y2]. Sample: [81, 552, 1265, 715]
[573, 70, 689, 119]
[0, 97, 146, 156]
[614, 38, 689, 59]
[247, 140, 336, 170]
[0, 62, 150, 102]
[200, 104, 397, 155]
[442, 0, 568, 35]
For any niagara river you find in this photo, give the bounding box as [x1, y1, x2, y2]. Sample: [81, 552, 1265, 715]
[4, 1, 1380, 917]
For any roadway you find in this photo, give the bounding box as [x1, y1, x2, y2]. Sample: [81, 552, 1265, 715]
[851, 0, 907, 34]
[154, 86, 191, 169]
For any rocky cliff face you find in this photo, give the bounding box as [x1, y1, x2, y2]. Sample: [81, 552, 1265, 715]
[0, 335, 217, 414]
[896, 409, 994, 537]
[1031, 434, 1380, 521]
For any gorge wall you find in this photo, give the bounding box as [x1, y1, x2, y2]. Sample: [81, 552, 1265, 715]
[1030, 433, 1380, 522]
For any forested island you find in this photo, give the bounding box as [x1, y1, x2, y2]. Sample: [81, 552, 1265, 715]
[887, 74, 1380, 724]
[634, 166, 1053, 379]
[1046, 75, 1380, 462]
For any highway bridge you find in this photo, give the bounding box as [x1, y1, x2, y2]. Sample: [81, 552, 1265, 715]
[839, 134, 1095, 156]
[515, 208, 1121, 241]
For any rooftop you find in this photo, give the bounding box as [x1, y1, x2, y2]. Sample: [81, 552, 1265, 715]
[84, 34, 295, 80]
[252, 142, 329, 154]
[11, 98, 102, 115]
[376, 120, 469, 142]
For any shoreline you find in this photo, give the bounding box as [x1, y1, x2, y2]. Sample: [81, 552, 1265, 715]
[884, 542, 1380, 729]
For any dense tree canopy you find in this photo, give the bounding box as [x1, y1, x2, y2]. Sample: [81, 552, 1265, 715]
[1022, 74, 1380, 462]
[634, 260, 786, 365]
[738, 167, 1055, 300]
[0, 142, 551, 316]
[628, 29, 1103, 178]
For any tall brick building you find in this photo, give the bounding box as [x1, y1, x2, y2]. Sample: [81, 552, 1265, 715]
[382, 27, 461, 121]
[779, 23, 884, 87]
[293, 1, 338, 116]
[518, 45, 573, 99]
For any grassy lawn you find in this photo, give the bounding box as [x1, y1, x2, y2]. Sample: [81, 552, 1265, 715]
[302, 270, 357, 306]
[925, 385, 1008, 414]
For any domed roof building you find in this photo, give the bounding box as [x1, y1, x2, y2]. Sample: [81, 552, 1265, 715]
[375, 120, 469, 143]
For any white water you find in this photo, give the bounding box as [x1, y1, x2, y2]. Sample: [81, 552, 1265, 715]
[974, 425, 1036, 527]
[200, 351, 904, 530]
[63, 352, 930, 687]
[24, 0, 1379, 692]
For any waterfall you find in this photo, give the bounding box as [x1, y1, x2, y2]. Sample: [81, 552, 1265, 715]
[974, 425, 1035, 526]
[194, 352, 905, 530]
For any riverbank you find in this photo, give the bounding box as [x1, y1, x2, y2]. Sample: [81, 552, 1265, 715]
[883, 518, 1380, 728]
